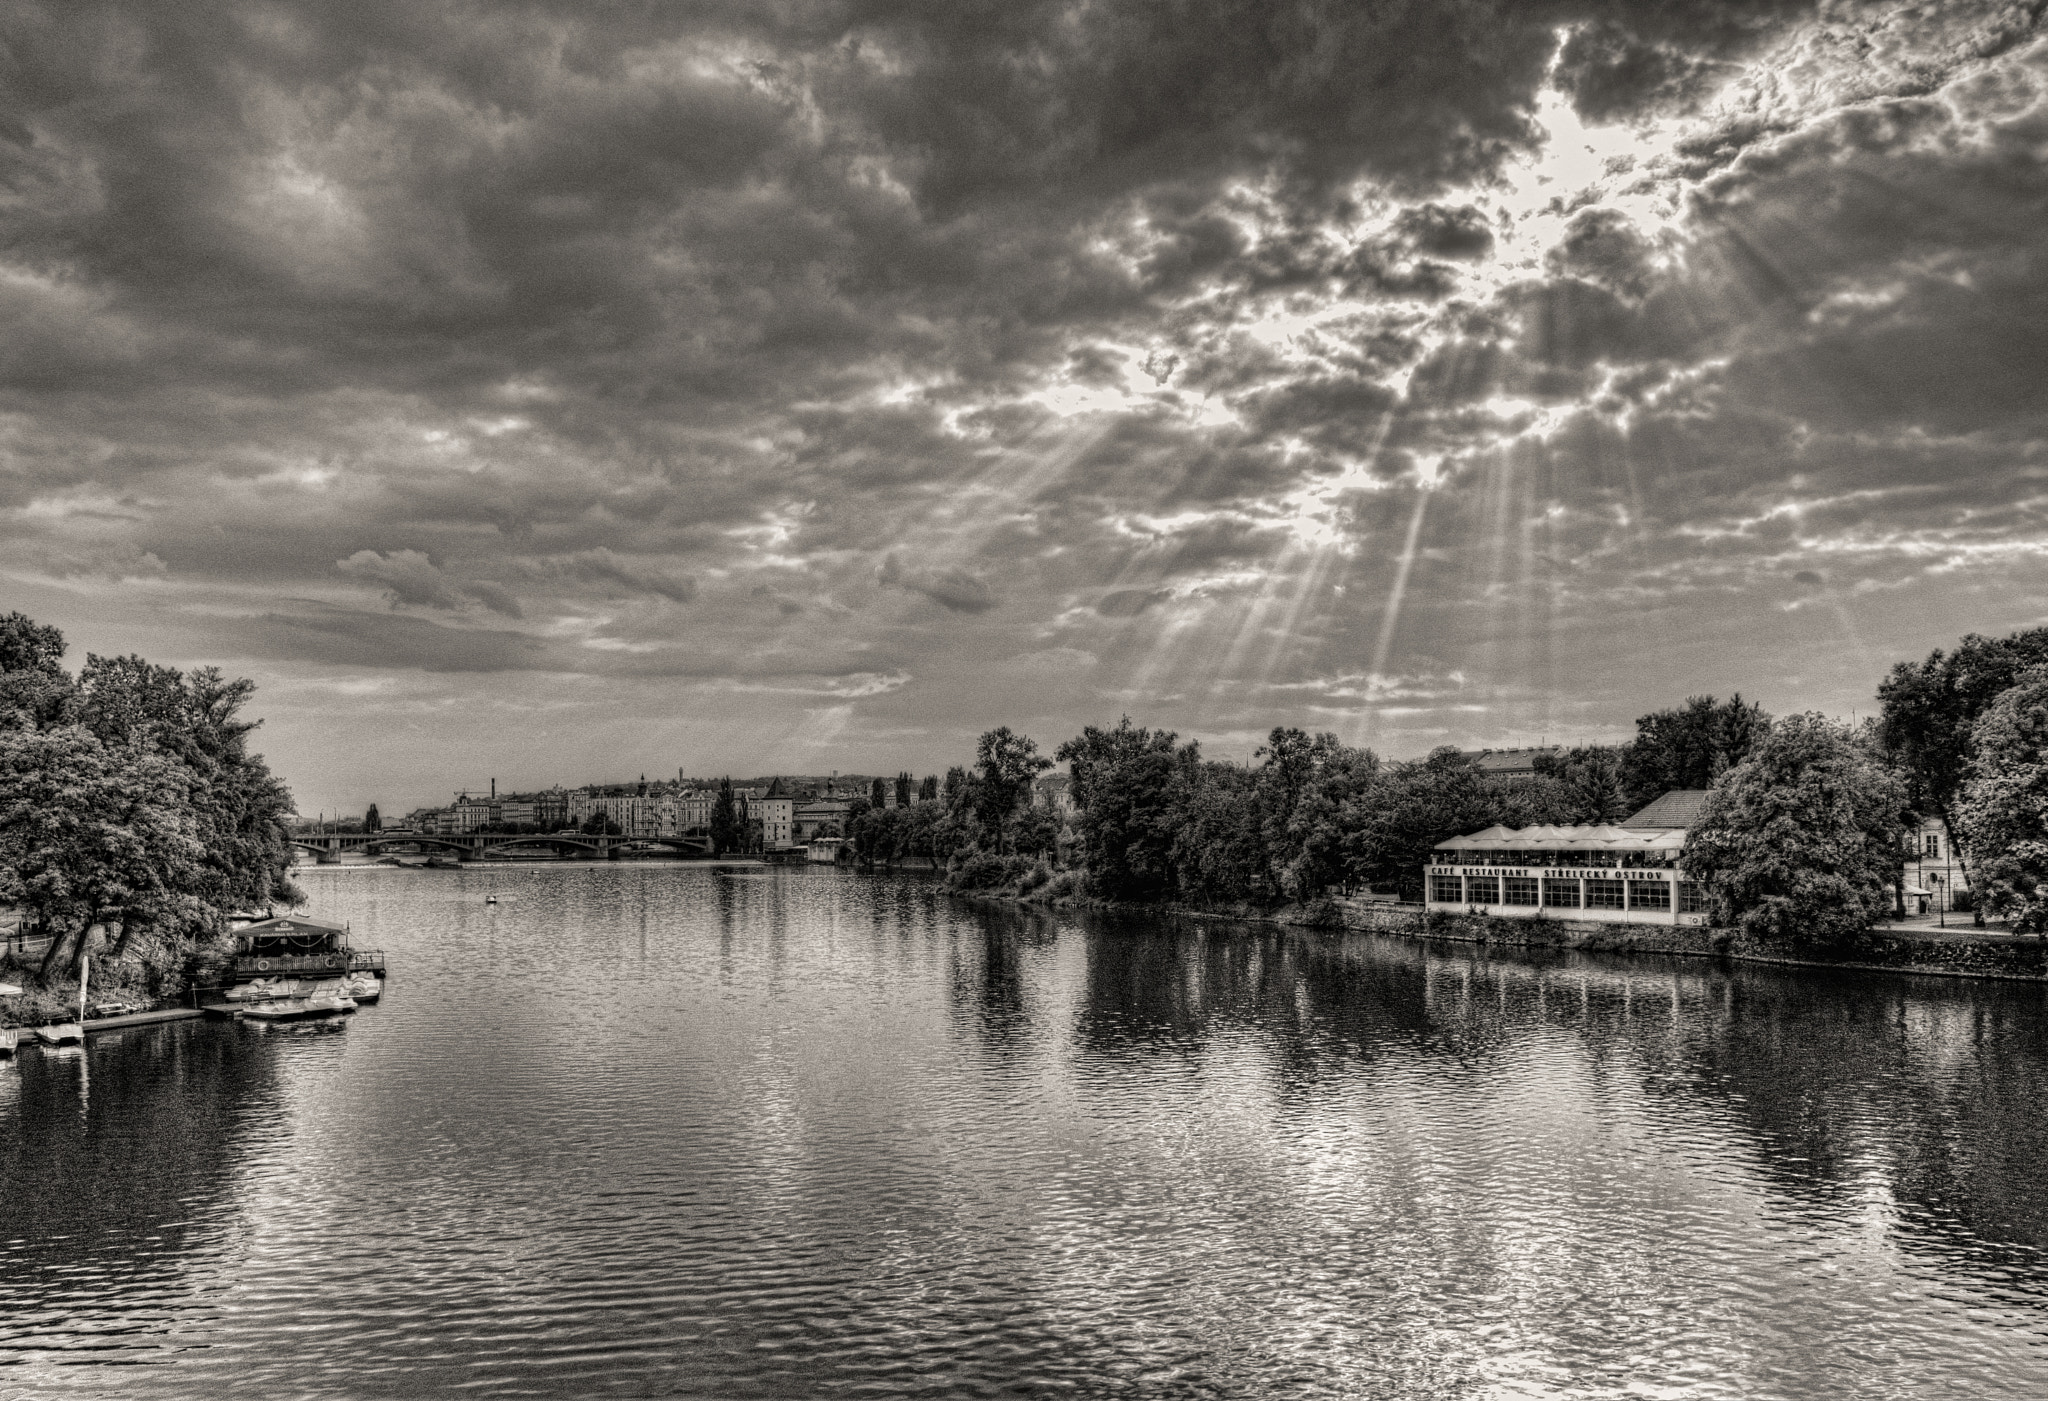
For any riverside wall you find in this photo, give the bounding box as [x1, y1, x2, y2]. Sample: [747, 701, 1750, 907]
[1328, 901, 2048, 982]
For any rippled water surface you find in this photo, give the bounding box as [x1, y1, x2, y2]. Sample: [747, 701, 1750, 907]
[7, 863, 2048, 1397]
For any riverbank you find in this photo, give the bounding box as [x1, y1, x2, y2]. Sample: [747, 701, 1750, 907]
[942, 878, 2048, 984]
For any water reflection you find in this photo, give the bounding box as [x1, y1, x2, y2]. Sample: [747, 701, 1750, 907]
[2, 866, 2047, 1398]
[947, 903, 1049, 1053]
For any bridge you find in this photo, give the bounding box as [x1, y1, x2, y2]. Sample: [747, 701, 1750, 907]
[289, 830, 716, 862]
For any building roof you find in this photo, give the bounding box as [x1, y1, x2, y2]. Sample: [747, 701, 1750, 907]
[1621, 790, 1711, 829]
[1463, 746, 1563, 775]
[238, 915, 348, 936]
[1435, 823, 1686, 853]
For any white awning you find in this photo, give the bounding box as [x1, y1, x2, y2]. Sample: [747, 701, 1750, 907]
[1435, 823, 1687, 853]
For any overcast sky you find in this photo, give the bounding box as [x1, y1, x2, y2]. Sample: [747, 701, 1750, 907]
[4, 1, 2046, 815]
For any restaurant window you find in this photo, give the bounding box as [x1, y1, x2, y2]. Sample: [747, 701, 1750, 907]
[1542, 878, 1581, 909]
[1466, 875, 1500, 904]
[1503, 876, 1539, 906]
[1585, 878, 1626, 909]
[1628, 880, 1671, 911]
[1429, 873, 1463, 903]
[1677, 881, 1708, 913]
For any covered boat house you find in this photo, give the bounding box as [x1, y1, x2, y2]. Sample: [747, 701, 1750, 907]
[231, 916, 384, 980]
[1424, 792, 1712, 926]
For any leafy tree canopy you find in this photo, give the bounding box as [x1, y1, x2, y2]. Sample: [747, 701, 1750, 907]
[0, 616, 300, 986]
[1621, 695, 1771, 807]
[0, 611, 66, 677]
[973, 727, 1052, 852]
[1682, 714, 1908, 947]
[1878, 626, 2048, 817]
[1057, 718, 1196, 901]
[1955, 666, 2048, 932]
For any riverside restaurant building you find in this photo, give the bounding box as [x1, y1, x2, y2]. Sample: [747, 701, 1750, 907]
[1425, 823, 1710, 926]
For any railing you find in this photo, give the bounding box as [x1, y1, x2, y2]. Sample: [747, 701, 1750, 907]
[232, 950, 384, 978]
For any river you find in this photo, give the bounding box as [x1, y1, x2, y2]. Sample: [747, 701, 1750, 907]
[5, 862, 2048, 1397]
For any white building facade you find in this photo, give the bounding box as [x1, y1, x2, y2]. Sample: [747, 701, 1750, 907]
[1425, 823, 1710, 926]
[1903, 814, 1971, 914]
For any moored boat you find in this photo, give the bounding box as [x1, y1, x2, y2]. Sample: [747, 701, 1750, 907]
[241, 994, 357, 1023]
[339, 970, 382, 1003]
[35, 1022, 83, 1046]
[0, 1028, 17, 1057]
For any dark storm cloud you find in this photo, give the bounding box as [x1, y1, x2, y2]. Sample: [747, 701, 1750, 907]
[877, 553, 995, 614]
[338, 549, 524, 618]
[523, 550, 697, 604]
[5, 0, 2048, 802]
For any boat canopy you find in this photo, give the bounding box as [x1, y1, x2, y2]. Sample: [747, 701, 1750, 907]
[1434, 824, 1687, 853]
[237, 916, 349, 951]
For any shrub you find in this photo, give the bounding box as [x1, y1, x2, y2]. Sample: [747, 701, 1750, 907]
[1295, 896, 1344, 928]
[947, 849, 1032, 892]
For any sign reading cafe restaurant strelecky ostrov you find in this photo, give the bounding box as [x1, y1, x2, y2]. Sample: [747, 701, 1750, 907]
[1425, 823, 1711, 926]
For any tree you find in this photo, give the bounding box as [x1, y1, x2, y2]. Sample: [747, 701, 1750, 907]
[1879, 628, 2048, 915]
[0, 723, 207, 978]
[0, 611, 66, 675]
[919, 774, 938, 802]
[1011, 806, 1061, 860]
[1955, 666, 2048, 932]
[709, 778, 742, 856]
[1534, 745, 1632, 823]
[1057, 718, 1196, 901]
[365, 803, 381, 833]
[1341, 748, 1499, 902]
[870, 776, 887, 808]
[0, 611, 78, 732]
[1250, 728, 1380, 899]
[1172, 761, 1267, 904]
[896, 772, 912, 807]
[973, 727, 1052, 853]
[1621, 695, 1771, 806]
[0, 627, 299, 983]
[1682, 714, 1909, 947]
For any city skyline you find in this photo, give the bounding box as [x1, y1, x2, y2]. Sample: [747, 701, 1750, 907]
[5, 2, 2046, 817]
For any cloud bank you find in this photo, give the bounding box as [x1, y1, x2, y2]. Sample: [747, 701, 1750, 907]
[3, 0, 2046, 810]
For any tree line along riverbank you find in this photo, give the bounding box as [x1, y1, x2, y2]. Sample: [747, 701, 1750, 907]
[845, 623, 2048, 968]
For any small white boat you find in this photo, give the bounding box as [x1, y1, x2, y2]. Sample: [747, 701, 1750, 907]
[226, 976, 297, 1003]
[0, 1028, 17, 1057]
[241, 995, 356, 1023]
[35, 1023, 83, 1046]
[339, 970, 382, 1003]
[485, 893, 498, 905]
